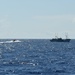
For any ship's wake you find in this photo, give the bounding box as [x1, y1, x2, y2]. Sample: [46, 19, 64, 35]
[0, 40, 21, 44]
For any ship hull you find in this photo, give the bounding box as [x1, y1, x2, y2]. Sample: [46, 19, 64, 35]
[50, 39, 71, 42]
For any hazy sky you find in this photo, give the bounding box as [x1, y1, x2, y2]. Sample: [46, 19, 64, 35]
[0, 0, 75, 39]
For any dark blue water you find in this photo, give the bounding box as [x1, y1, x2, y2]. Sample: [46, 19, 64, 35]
[0, 39, 75, 75]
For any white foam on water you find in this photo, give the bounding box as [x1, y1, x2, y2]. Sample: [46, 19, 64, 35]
[0, 40, 21, 44]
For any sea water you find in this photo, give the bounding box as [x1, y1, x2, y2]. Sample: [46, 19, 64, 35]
[0, 39, 75, 75]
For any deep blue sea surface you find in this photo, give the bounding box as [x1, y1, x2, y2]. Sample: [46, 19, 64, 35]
[0, 39, 75, 75]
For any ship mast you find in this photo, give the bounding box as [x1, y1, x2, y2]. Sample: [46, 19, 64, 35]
[55, 33, 58, 39]
[65, 33, 68, 39]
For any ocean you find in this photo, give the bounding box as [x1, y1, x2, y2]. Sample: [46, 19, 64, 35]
[0, 39, 75, 75]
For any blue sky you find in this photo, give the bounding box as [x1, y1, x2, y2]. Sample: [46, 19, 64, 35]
[0, 0, 75, 39]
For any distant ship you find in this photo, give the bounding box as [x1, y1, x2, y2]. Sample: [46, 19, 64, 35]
[50, 34, 71, 42]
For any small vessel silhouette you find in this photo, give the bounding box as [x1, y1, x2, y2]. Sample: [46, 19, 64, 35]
[13, 39, 16, 42]
[50, 34, 71, 42]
